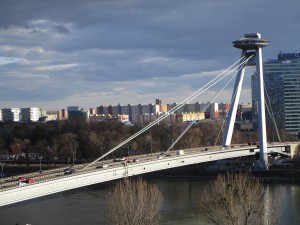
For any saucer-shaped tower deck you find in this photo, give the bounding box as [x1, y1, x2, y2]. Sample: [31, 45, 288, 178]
[233, 33, 269, 50]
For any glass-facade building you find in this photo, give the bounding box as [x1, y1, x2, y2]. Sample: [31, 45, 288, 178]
[252, 52, 300, 134]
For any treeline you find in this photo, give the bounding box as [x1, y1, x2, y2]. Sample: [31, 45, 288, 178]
[0, 117, 293, 165]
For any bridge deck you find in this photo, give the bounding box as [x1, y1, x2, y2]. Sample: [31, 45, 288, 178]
[0, 143, 291, 207]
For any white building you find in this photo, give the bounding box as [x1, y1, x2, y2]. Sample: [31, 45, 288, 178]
[21, 107, 40, 122]
[209, 103, 219, 119]
[2, 108, 21, 122]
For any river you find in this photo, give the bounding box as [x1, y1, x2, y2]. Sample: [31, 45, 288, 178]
[1, 177, 299, 225]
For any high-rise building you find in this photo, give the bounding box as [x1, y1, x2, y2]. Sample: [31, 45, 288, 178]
[89, 108, 96, 116]
[97, 106, 104, 115]
[67, 106, 87, 119]
[218, 103, 230, 119]
[21, 107, 40, 122]
[2, 108, 21, 122]
[61, 108, 68, 120]
[113, 104, 122, 115]
[131, 104, 143, 124]
[252, 52, 300, 134]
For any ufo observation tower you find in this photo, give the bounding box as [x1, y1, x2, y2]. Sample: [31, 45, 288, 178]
[222, 33, 269, 168]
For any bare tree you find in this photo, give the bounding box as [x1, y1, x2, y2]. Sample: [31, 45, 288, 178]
[106, 178, 163, 225]
[199, 173, 281, 225]
[180, 128, 201, 149]
[57, 133, 79, 165]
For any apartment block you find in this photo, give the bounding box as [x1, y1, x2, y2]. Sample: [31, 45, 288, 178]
[2, 108, 21, 122]
[21, 107, 40, 122]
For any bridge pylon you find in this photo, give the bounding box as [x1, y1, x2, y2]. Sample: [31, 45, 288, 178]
[222, 33, 269, 169]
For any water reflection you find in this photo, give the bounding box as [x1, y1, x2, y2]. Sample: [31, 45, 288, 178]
[0, 178, 299, 225]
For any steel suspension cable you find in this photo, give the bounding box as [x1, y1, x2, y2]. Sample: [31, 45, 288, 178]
[213, 56, 255, 146]
[83, 57, 247, 169]
[214, 58, 251, 146]
[263, 78, 282, 142]
[164, 57, 251, 153]
[253, 68, 282, 143]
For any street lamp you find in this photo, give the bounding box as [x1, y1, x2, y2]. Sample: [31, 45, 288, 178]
[173, 138, 175, 150]
[39, 156, 43, 174]
[0, 163, 5, 178]
[236, 133, 240, 144]
[101, 147, 104, 161]
[72, 150, 76, 166]
[127, 143, 131, 157]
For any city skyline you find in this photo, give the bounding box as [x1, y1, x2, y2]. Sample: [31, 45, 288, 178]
[1, 0, 300, 110]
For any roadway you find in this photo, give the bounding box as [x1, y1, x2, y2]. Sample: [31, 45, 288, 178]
[0, 144, 254, 190]
[0, 143, 291, 207]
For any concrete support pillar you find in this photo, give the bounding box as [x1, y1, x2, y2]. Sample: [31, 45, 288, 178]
[223, 52, 246, 146]
[256, 47, 268, 168]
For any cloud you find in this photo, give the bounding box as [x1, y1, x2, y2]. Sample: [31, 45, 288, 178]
[0, 57, 21, 65]
[53, 25, 70, 34]
[0, 0, 299, 110]
[35, 63, 78, 71]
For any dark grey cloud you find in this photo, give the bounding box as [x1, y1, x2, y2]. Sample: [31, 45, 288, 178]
[0, 0, 300, 109]
[53, 25, 70, 34]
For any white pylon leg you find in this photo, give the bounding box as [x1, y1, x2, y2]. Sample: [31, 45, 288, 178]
[256, 47, 268, 168]
[223, 52, 246, 146]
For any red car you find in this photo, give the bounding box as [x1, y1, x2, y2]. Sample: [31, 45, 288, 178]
[18, 177, 27, 182]
[26, 178, 35, 184]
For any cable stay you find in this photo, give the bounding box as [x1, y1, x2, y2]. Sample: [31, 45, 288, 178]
[83, 57, 248, 170]
[163, 56, 251, 154]
[253, 69, 282, 143]
[214, 56, 255, 146]
[263, 77, 282, 143]
[214, 120, 226, 147]
[213, 76, 241, 147]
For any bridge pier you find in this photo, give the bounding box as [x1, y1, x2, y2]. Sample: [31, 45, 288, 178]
[223, 33, 269, 169]
[223, 51, 247, 147]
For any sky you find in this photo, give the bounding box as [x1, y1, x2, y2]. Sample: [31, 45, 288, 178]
[1, 0, 300, 110]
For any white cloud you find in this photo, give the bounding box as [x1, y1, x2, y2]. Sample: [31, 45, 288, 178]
[140, 56, 172, 64]
[35, 63, 79, 71]
[0, 57, 21, 65]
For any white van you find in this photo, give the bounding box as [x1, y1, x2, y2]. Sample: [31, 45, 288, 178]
[176, 150, 184, 155]
[96, 164, 108, 169]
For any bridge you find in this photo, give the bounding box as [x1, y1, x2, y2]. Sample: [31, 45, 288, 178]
[0, 143, 293, 207]
[0, 33, 297, 207]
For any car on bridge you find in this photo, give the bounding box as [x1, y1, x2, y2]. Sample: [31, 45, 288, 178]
[176, 150, 184, 155]
[96, 164, 108, 169]
[17, 177, 35, 186]
[64, 167, 76, 175]
[18, 177, 27, 182]
[25, 178, 35, 184]
[133, 158, 140, 162]
[113, 157, 127, 162]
